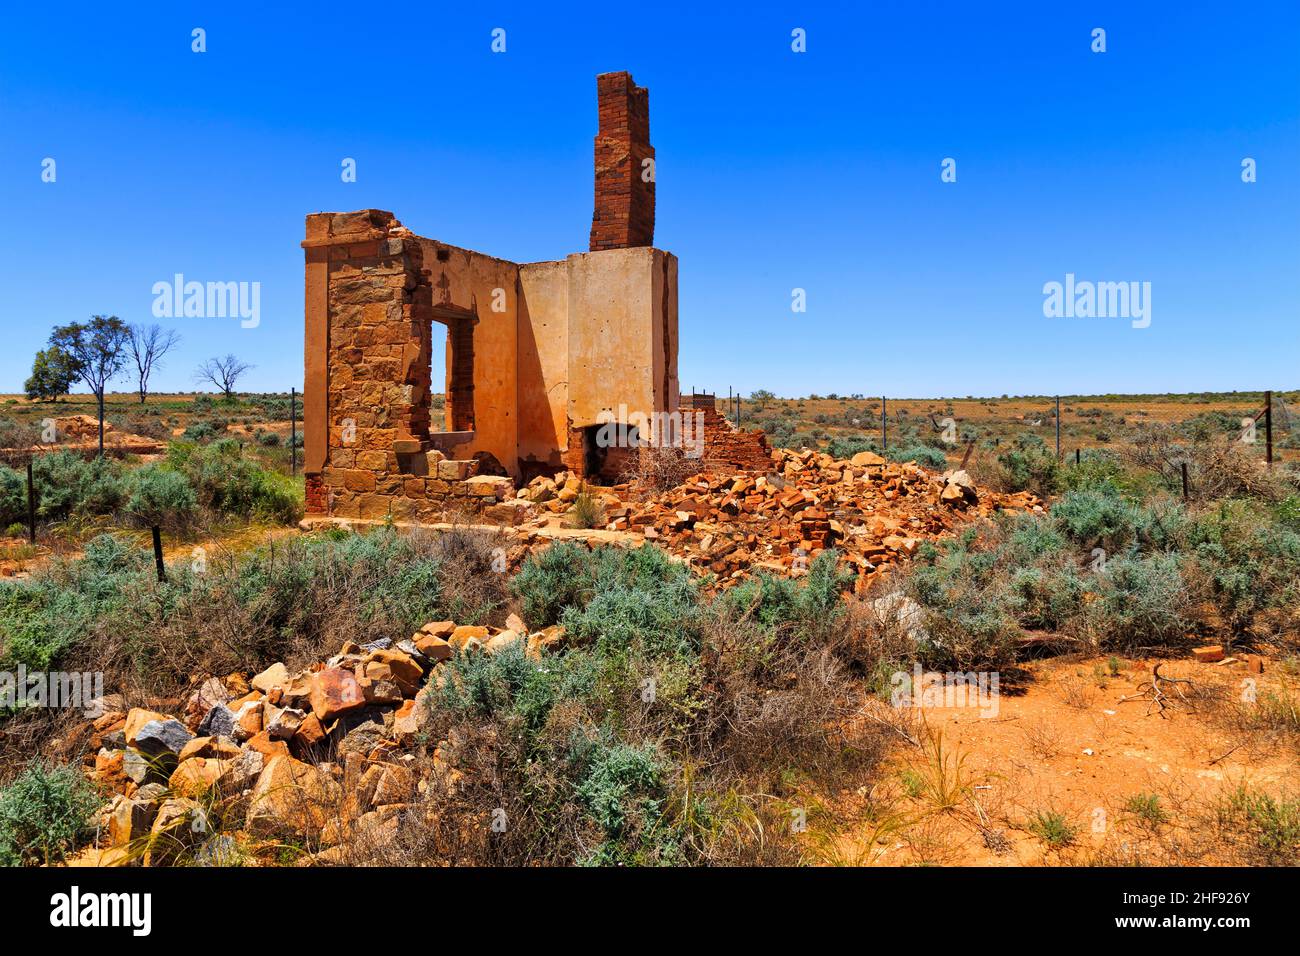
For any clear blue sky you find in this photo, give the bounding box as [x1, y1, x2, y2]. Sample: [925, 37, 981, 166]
[2, 1, 1297, 398]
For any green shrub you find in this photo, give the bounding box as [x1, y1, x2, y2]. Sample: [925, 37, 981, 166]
[126, 464, 197, 528]
[0, 760, 101, 866]
[827, 437, 879, 460]
[572, 734, 679, 866]
[1027, 809, 1078, 848]
[30, 451, 128, 521]
[1080, 553, 1191, 649]
[1058, 449, 1152, 497]
[0, 534, 148, 669]
[166, 440, 300, 523]
[1007, 564, 1088, 631]
[510, 541, 596, 628]
[1216, 787, 1300, 865]
[1123, 792, 1169, 828]
[1187, 500, 1300, 638]
[0, 468, 24, 528]
[720, 550, 852, 641]
[886, 444, 948, 469]
[434, 639, 558, 729]
[182, 420, 223, 441]
[561, 547, 703, 660]
[994, 434, 1060, 496]
[0, 526, 503, 681]
[1050, 489, 1186, 555]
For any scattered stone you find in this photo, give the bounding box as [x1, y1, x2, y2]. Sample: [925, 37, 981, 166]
[246, 755, 341, 837]
[199, 703, 237, 739]
[133, 719, 193, 758]
[414, 633, 453, 661]
[123, 708, 168, 745]
[184, 678, 230, 727]
[168, 757, 226, 798]
[485, 630, 524, 655]
[449, 625, 488, 652]
[251, 662, 290, 694]
[144, 797, 204, 866]
[1193, 645, 1225, 663]
[309, 667, 366, 722]
[362, 649, 424, 695]
[267, 707, 306, 740]
[177, 736, 242, 762]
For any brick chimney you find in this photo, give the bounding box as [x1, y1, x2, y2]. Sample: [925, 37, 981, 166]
[589, 71, 655, 251]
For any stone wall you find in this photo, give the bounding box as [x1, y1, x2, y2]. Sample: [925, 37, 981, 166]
[301, 71, 679, 522]
[302, 211, 516, 520]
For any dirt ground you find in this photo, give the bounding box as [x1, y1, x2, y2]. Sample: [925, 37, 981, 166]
[818, 653, 1299, 866]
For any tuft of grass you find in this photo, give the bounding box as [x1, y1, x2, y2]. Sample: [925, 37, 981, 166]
[914, 728, 973, 811]
[1214, 786, 1300, 865]
[1123, 792, 1170, 829]
[1026, 809, 1078, 848]
[567, 485, 606, 530]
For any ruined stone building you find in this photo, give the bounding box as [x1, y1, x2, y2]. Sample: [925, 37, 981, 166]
[302, 72, 680, 521]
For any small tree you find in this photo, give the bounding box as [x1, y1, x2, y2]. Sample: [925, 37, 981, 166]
[127, 324, 181, 404]
[24, 346, 82, 402]
[195, 354, 253, 399]
[48, 316, 130, 456]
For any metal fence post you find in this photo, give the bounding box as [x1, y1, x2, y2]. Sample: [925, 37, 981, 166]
[1055, 395, 1061, 459]
[26, 459, 36, 544]
[1265, 389, 1273, 467]
[152, 526, 167, 583]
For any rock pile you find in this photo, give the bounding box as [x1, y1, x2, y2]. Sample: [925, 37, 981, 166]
[595, 448, 1040, 589]
[1, 414, 164, 460]
[73, 614, 565, 866]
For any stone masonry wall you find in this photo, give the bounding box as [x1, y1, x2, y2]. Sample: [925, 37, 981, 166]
[302, 210, 515, 521]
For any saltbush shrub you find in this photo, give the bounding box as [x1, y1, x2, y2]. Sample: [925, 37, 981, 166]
[126, 464, 198, 529]
[886, 444, 948, 469]
[166, 439, 300, 523]
[0, 760, 101, 866]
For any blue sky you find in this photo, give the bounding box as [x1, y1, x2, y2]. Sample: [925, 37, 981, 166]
[1, 1, 1297, 398]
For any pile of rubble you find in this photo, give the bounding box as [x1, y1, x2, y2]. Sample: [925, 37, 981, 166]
[0, 415, 163, 461]
[69, 615, 563, 866]
[527, 448, 1040, 591]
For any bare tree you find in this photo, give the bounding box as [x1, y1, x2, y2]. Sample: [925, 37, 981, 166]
[128, 324, 181, 404]
[194, 354, 254, 399]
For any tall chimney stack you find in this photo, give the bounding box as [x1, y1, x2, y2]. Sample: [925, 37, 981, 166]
[589, 71, 655, 251]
